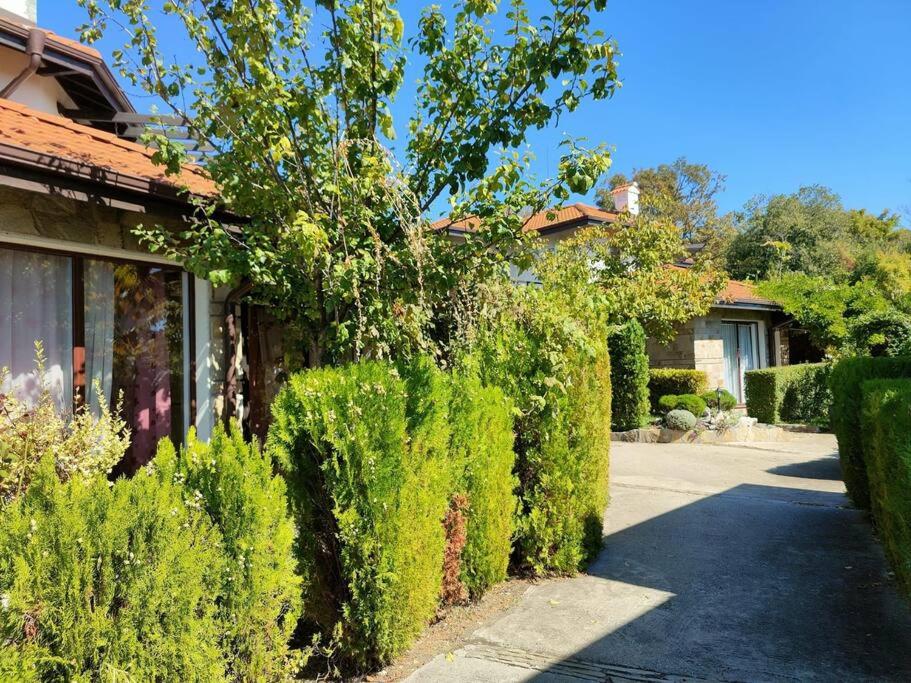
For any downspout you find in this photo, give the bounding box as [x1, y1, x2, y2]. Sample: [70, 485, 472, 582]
[223, 279, 254, 427]
[0, 29, 46, 99]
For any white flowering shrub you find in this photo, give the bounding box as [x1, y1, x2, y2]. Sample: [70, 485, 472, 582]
[154, 425, 301, 681]
[0, 342, 129, 503]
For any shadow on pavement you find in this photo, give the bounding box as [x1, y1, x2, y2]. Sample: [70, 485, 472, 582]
[766, 455, 843, 481]
[527, 481, 911, 682]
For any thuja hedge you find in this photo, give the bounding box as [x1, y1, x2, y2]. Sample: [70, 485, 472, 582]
[449, 362, 517, 597]
[266, 358, 517, 668]
[744, 363, 831, 425]
[472, 286, 612, 574]
[607, 320, 650, 431]
[829, 356, 911, 509]
[0, 424, 297, 681]
[860, 379, 911, 597]
[647, 369, 707, 413]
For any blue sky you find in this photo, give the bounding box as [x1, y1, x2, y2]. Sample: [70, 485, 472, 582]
[44, 1, 911, 219]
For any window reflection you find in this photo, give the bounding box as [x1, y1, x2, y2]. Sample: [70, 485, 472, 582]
[104, 264, 184, 473]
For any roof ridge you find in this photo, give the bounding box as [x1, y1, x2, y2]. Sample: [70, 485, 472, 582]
[0, 99, 209, 180]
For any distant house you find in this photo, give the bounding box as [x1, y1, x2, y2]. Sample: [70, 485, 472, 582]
[435, 183, 792, 404]
[0, 2, 279, 470]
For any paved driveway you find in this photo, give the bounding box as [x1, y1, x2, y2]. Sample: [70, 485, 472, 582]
[408, 436, 911, 682]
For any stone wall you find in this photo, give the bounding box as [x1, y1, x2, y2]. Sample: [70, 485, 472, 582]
[0, 184, 226, 430]
[646, 319, 697, 368]
[647, 307, 774, 394]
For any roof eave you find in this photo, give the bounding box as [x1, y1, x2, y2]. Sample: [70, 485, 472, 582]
[713, 301, 781, 312]
[0, 19, 134, 114]
[0, 142, 244, 225]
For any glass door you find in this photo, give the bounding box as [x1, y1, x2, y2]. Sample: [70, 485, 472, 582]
[722, 321, 760, 403]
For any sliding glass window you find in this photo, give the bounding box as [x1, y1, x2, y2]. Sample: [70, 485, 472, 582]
[0, 245, 186, 472]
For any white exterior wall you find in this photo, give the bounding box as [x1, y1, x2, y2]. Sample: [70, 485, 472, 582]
[0, 0, 37, 23]
[0, 46, 74, 114]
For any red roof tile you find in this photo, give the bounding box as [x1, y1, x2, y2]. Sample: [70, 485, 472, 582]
[433, 202, 617, 234]
[718, 279, 778, 306]
[0, 98, 216, 198]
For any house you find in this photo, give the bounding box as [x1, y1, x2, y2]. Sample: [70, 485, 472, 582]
[0, 1, 246, 471]
[436, 183, 792, 404]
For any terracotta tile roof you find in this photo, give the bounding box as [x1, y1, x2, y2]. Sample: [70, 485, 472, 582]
[0, 98, 216, 198]
[433, 202, 617, 234]
[0, 15, 102, 59]
[666, 264, 779, 308]
[717, 279, 778, 307]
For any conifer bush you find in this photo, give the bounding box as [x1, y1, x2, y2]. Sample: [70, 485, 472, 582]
[607, 320, 650, 431]
[267, 360, 452, 669]
[0, 457, 226, 681]
[471, 286, 611, 574]
[448, 364, 517, 598]
[155, 424, 301, 681]
[0, 343, 130, 503]
[830, 356, 911, 508]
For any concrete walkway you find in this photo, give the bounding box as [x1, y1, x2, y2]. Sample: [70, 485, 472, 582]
[408, 436, 911, 682]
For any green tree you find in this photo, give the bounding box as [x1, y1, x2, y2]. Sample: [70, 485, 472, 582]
[535, 217, 727, 344]
[597, 157, 733, 246]
[726, 186, 905, 282]
[726, 186, 855, 280]
[77, 0, 619, 367]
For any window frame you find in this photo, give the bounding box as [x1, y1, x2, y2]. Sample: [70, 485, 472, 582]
[0, 239, 196, 428]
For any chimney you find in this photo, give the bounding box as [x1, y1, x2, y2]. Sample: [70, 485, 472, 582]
[0, 1, 37, 23]
[610, 181, 640, 216]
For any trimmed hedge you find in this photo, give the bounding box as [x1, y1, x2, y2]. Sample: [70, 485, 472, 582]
[607, 320, 650, 431]
[267, 361, 452, 668]
[829, 356, 911, 509]
[449, 364, 517, 598]
[860, 380, 911, 597]
[657, 393, 707, 417]
[156, 425, 301, 681]
[647, 369, 708, 413]
[0, 457, 226, 680]
[266, 357, 517, 667]
[473, 286, 611, 574]
[701, 389, 737, 412]
[744, 363, 831, 425]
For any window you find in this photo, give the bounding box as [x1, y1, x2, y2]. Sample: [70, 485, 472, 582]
[722, 321, 759, 403]
[0, 245, 187, 471]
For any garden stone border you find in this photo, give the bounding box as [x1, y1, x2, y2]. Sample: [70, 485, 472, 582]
[611, 423, 798, 444]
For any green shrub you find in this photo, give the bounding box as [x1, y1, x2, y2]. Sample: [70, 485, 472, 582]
[830, 356, 911, 509]
[647, 369, 708, 413]
[449, 363, 517, 598]
[860, 379, 911, 597]
[665, 409, 697, 431]
[0, 457, 226, 681]
[0, 342, 130, 504]
[848, 309, 911, 357]
[701, 389, 737, 412]
[156, 424, 301, 682]
[267, 360, 452, 668]
[744, 363, 831, 425]
[657, 393, 706, 416]
[607, 320, 650, 431]
[472, 285, 611, 574]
